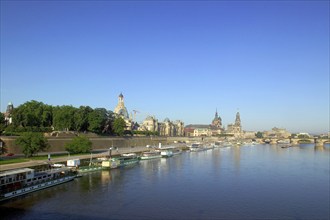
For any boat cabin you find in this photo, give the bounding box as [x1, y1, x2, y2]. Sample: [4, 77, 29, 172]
[0, 168, 34, 186]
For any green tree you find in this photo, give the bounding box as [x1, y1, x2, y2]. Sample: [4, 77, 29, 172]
[255, 131, 263, 138]
[88, 108, 108, 134]
[102, 110, 115, 134]
[0, 112, 5, 134]
[41, 104, 53, 127]
[53, 105, 76, 131]
[11, 101, 37, 127]
[16, 132, 50, 157]
[0, 112, 5, 124]
[113, 117, 126, 136]
[65, 135, 92, 154]
[298, 134, 309, 139]
[74, 106, 93, 132]
[11, 100, 53, 130]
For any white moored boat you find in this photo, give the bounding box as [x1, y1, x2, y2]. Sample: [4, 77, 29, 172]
[0, 167, 75, 202]
[155, 143, 177, 158]
[139, 151, 162, 160]
[172, 148, 182, 156]
[102, 154, 139, 169]
[189, 143, 203, 152]
[160, 149, 174, 158]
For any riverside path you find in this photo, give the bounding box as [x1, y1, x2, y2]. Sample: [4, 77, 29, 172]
[0, 145, 151, 172]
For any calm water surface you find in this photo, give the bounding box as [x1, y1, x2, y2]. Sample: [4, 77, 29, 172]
[1, 144, 329, 219]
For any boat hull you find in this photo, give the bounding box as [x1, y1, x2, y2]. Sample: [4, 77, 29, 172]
[1, 176, 75, 202]
[77, 166, 103, 173]
[102, 157, 139, 169]
[161, 151, 173, 158]
[172, 150, 182, 156]
[139, 155, 162, 160]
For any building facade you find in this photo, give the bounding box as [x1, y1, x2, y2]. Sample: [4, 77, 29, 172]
[140, 116, 184, 136]
[112, 92, 185, 136]
[185, 111, 243, 137]
[263, 127, 291, 138]
[141, 116, 159, 132]
[193, 127, 210, 137]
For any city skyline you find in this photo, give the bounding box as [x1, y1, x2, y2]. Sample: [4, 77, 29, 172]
[1, 1, 329, 134]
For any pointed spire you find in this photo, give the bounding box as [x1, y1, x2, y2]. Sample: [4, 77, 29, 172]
[235, 111, 241, 127]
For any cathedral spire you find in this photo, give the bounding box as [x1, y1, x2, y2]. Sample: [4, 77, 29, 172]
[212, 109, 222, 129]
[118, 92, 124, 103]
[235, 111, 241, 127]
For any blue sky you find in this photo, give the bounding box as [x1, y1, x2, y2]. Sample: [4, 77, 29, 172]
[1, 1, 329, 134]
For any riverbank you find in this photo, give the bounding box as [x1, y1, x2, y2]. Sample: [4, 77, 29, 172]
[0, 143, 190, 172]
[0, 145, 150, 171]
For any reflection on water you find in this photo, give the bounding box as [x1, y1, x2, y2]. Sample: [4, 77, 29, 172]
[1, 144, 329, 219]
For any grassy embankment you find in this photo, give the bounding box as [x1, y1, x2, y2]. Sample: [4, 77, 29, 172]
[0, 153, 88, 165]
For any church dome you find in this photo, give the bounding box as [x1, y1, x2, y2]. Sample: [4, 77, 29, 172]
[119, 93, 124, 98]
[145, 116, 154, 121]
[118, 108, 129, 118]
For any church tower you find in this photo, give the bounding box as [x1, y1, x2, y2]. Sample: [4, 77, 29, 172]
[226, 111, 242, 137]
[211, 109, 222, 128]
[235, 111, 241, 127]
[6, 102, 14, 114]
[234, 111, 242, 135]
[118, 93, 124, 105]
[114, 93, 129, 119]
[4, 102, 14, 125]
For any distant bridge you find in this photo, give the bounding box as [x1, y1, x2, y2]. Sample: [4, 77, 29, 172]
[259, 138, 329, 146]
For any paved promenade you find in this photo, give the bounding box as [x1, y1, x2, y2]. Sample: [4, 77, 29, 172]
[0, 145, 150, 172]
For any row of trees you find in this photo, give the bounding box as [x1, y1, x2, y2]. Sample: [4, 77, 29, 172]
[1, 100, 129, 136]
[15, 132, 92, 157]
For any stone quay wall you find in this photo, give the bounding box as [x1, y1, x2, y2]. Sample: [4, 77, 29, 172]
[0, 136, 169, 155]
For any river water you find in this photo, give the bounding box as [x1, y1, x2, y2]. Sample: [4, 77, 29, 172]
[1, 144, 329, 220]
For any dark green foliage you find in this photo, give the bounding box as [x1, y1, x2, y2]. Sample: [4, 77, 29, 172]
[88, 108, 108, 134]
[0, 112, 5, 124]
[41, 105, 53, 127]
[102, 111, 115, 134]
[16, 132, 50, 157]
[255, 131, 263, 138]
[0, 113, 5, 134]
[290, 134, 297, 138]
[52, 105, 76, 131]
[298, 134, 309, 139]
[6, 100, 116, 135]
[74, 106, 93, 132]
[113, 117, 126, 136]
[11, 100, 52, 128]
[123, 130, 133, 136]
[65, 135, 92, 154]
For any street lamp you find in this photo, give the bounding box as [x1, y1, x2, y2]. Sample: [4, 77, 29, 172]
[109, 147, 113, 158]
